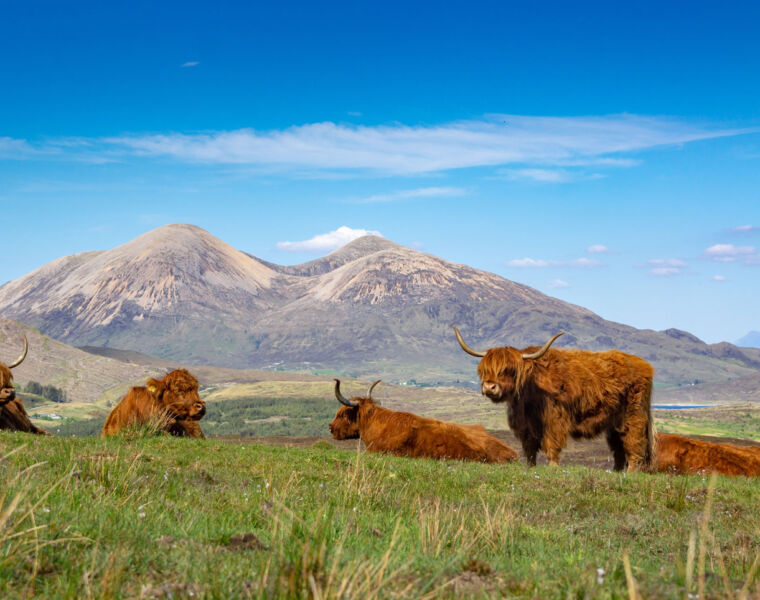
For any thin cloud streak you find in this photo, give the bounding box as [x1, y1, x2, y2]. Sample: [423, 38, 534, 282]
[351, 186, 467, 204]
[730, 224, 760, 233]
[92, 114, 752, 175]
[647, 258, 687, 276]
[507, 257, 603, 268]
[703, 244, 757, 263]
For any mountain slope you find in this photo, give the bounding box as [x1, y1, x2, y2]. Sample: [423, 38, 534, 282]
[0, 318, 155, 403]
[738, 331, 760, 349]
[0, 224, 758, 387]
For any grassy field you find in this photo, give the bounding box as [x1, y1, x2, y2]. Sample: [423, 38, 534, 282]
[1, 432, 759, 599]
[655, 404, 760, 442]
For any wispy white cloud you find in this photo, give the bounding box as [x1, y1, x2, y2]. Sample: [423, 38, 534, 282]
[276, 226, 382, 253]
[1, 115, 752, 175]
[0, 137, 37, 159]
[703, 244, 757, 262]
[507, 257, 602, 268]
[351, 186, 467, 204]
[713, 275, 727, 282]
[498, 168, 604, 183]
[547, 279, 570, 288]
[93, 114, 751, 175]
[181, 61, 199, 68]
[647, 258, 687, 276]
[587, 244, 611, 254]
[730, 224, 760, 234]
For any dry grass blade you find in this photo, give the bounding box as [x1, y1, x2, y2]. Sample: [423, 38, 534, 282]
[738, 554, 760, 600]
[685, 528, 697, 593]
[623, 551, 639, 600]
[698, 474, 718, 600]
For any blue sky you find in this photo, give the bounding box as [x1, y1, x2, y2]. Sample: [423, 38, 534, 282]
[1, 0, 759, 344]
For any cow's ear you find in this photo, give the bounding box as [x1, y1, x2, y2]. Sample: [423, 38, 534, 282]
[146, 378, 166, 399]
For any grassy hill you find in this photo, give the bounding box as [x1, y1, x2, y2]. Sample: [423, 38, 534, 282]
[1, 432, 759, 599]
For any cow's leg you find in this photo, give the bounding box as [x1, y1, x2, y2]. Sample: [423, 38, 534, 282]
[620, 415, 649, 473]
[521, 436, 541, 466]
[621, 384, 654, 473]
[542, 441, 562, 467]
[606, 428, 627, 471]
[541, 425, 568, 467]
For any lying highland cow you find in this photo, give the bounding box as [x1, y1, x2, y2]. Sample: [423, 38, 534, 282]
[0, 334, 49, 435]
[102, 369, 206, 438]
[657, 433, 760, 477]
[453, 327, 656, 472]
[330, 379, 519, 463]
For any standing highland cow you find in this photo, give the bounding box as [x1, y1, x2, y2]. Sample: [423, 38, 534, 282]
[102, 369, 206, 438]
[0, 334, 49, 435]
[453, 327, 656, 472]
[330, 379, 519, 463]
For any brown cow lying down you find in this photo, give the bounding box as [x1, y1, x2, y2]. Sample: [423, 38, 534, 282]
[329, 379, 518, 463]
[657, 433, 760, 477]
[0, 334, 49, 435]
[102, 369, 206, 438]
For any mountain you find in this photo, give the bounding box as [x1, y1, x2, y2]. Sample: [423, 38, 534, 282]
[1, 224, 759, 387]
[737, 331, 760, 349]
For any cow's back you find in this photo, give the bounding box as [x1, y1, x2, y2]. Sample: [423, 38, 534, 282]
[657, 433, 760, 477]
[102, 386, 157, 437]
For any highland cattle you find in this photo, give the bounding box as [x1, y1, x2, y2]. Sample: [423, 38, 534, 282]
[329, 379, 519, 463]
[102, 369, 206, 438]
[657, 433, 760, 477]
[0, 334, 49, 435]
[453, 326, 656, 472]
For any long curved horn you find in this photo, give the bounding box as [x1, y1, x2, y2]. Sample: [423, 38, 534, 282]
[7, 334, 28, 369]
[366, 379, 381, 398]
[334, 378, 359, 408]
[522, 332, 565, 360]
[452, 326, 487, 358]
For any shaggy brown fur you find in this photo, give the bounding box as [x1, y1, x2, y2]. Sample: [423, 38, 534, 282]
[329, 382, 519, 463]
[460, 334, 656, 472]
[657, 433, 760, 477]
[102, 369, 206, 438]
[0, 349, 48, 435]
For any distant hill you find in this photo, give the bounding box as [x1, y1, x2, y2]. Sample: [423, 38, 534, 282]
[1, 224, 759, 387]
[0, 318, 155, 403]
[737, 331, 760, 349]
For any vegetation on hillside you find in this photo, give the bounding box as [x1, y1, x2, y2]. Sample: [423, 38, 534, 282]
[23, 381, 69, 403]
[1, 432, 759, 598]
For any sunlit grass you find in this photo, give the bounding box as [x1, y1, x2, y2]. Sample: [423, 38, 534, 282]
[0, 432, 759, 598]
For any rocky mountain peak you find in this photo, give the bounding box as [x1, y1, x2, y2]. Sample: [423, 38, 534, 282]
[262, 235, 400, 277]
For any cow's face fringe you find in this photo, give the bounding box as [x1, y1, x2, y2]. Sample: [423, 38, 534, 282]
[476, 348, 533, 402]
[329, 405, 361, 439]
[0, 364, 15, 403]
[156, 369, 205, 420]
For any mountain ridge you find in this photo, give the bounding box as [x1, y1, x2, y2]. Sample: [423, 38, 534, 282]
[0, 224, 758, 387]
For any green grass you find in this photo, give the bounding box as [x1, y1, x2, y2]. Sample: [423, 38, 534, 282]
[1, 432, 759, 598]
[656, 405, 760, 442]
[48, 394, 339, 438]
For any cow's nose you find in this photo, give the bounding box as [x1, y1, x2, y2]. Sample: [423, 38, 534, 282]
[482, 382, 498, 395]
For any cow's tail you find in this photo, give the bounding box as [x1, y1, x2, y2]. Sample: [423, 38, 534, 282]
[643, 378, 658, 473]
